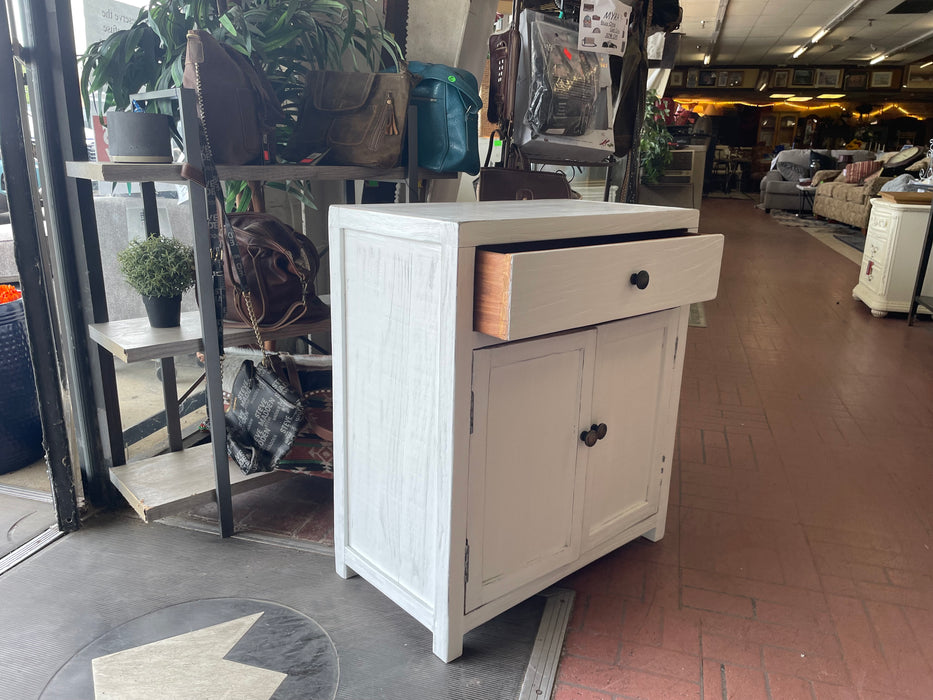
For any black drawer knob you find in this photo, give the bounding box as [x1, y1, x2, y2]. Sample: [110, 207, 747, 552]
[580, 423, 608, 447]
[630, 270, 650, 290]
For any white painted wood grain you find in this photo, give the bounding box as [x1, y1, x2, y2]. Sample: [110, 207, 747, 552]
[331, 200, 700, 248]
[582, 311, 674, 549]
[492, 234, 724, 341]
[466, 331, 595, 612]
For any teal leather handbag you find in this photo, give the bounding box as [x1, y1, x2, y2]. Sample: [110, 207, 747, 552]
[407, 62, 483, 175]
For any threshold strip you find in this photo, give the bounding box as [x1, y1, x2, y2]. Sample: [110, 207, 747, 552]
[0, 483, 54, 503]
[0, 526, 64, 576]
[518, 587, 575, 700]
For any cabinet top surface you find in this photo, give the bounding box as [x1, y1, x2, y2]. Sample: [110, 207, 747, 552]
[330, 200, 701, 247]
[871, 198, 933, 212]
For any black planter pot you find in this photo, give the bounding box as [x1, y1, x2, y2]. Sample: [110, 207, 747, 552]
[106, 111, 173, 163]
[141, 295, 182, 328]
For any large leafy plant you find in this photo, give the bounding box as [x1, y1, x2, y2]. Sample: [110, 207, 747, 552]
[639, 90, 674, 185]
[80, 0, 402, 207]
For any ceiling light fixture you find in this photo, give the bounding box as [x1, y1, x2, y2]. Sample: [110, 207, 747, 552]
[871, 28, 933, 65]
[922, 61, 933, 68]
[787, 96, 813, 102]
[790, 0, 871, 59]
[817, 93, 846, 99]
[770, 93, 795, 99]
[702, 0, 731, 65]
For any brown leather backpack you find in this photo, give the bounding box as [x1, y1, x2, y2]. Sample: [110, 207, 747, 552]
[183, 30, 284, 165]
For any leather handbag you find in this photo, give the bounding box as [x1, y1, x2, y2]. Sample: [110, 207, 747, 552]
[407, 62, 482, 175]
[223, 211, 329, 331]
[225, 358, 305, 474]
[476, 130, 572, 201]
[283, 69, 411, 168]
[182, 30, 284, 165]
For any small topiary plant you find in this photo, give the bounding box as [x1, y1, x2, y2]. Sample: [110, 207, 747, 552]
[117, 235, 195, 299]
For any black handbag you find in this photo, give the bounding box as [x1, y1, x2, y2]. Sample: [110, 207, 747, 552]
[225, 359, 305, 474]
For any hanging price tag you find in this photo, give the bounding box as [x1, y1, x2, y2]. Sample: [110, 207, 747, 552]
[578, 0, 631, 57]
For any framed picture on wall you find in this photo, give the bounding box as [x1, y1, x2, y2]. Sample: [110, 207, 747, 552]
[815, 69, 842, 89]
[698, 70, 717, 86]
[757, 70, 770, 90]
[729, 71, 744, 87]
[844, 72, 867, 90]
[906, 63, 933, 89]
[686, 68, 698, 88]
[870, 70, 894, 88]
[718, 71, 729, 86]
[669, 70, 684, 87]
[792, 68, 814, 86]
[771, 69, 789, 88]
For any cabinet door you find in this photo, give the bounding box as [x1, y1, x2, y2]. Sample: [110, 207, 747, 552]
[466, 330, 596, 612]
[582, 310, 678, 550]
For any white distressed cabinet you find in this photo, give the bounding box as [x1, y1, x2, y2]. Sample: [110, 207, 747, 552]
[328, 200, 724, 661]
[853, 198, 933, 317]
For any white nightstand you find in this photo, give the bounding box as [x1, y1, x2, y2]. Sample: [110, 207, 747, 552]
[852, 198, 933, 317]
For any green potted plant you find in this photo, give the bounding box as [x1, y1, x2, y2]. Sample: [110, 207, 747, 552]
[117, 235, 195, 328]
[80, 0, 401, 206]
[639, 90, 674, 185]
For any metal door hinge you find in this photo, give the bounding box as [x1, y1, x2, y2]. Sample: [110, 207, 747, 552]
[470, 391, 474, 434]
[464, 539, 470, 584]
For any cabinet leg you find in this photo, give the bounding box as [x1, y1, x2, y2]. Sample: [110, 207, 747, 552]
[335, 553, 357, 579]
[871, 309, 888, 318]
[433, 630, 463, 663]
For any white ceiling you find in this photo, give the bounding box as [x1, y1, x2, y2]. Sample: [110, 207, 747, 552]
[676, 0, 933, 67]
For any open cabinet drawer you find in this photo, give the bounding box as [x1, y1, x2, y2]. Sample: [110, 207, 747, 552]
[474, 232, 724, 341]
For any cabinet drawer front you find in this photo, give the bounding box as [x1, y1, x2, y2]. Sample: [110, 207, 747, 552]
[864, 235, 887, 265]
[868, 209, 893, 239]
[861, 259, 886, 294]
[475, 234, 723, 340]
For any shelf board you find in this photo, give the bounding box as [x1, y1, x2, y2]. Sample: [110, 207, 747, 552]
[89, 312, 330, 363]
[65, 161, 457, 184]
[110, 443, 294, 523]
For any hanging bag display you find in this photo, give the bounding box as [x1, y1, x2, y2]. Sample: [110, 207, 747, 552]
[283, 69, 411, 168]
[405, 61, 483, 175]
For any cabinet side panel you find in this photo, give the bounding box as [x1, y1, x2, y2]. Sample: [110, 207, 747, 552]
[342, 230, 444, 606]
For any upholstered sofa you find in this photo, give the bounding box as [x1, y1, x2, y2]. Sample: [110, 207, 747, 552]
[760, 149, 875, 213]
[812, 150, 929, 231]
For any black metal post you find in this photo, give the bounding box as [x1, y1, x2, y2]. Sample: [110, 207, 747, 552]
[0, 0, 78, 530]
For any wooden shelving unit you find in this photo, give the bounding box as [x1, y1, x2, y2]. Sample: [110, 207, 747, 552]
[67, 87, 454, 535]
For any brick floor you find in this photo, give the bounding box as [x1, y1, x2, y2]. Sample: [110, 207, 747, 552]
[553, 198, 933, 700]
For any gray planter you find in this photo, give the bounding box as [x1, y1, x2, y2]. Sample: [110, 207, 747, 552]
[106, 112, 172, 164]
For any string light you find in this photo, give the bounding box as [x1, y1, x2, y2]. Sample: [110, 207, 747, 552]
[671, 98, 927, 121]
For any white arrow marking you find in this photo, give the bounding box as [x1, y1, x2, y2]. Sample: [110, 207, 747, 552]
[92, 612, 287, 699]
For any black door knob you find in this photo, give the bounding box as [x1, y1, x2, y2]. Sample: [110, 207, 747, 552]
[580, 428, 598, 447]
[595, 423, 608, 440]
[630, 270, 650, 290]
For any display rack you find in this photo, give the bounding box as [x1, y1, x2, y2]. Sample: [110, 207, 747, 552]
[66, 87, 454, 536]
[907, 192, 933, 325]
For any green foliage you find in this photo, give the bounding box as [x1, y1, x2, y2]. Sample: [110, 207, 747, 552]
[80, 0, 402, 212]
[117, 235, 195, 298]
[639, 90, 674, 185]
[80, 0, 402, 141]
